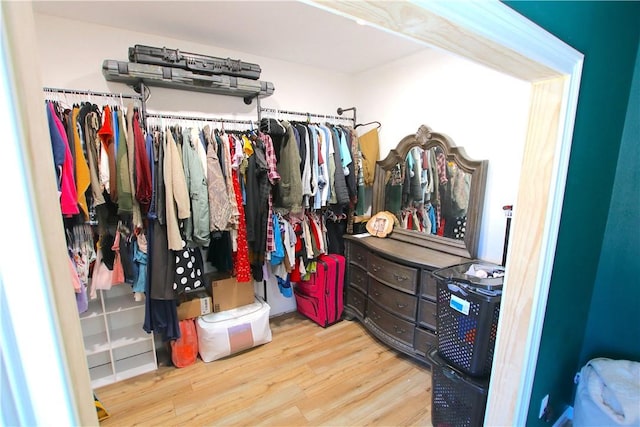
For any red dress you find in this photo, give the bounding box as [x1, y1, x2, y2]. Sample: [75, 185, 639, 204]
[229, 135, 252, 282]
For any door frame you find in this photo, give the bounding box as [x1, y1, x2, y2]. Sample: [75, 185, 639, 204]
[312, 2, 582, 425]
[2, 1, 582, 426]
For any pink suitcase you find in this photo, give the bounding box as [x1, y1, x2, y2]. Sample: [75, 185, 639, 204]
[294, 254, 346, 327]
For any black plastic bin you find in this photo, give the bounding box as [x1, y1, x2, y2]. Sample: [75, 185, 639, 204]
[428, 349, 489, 427]
[432, 261, 504, 377]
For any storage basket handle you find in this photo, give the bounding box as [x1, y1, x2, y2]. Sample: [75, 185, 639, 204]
[447, 282, 468, 296]
[442, 367, 461, 382]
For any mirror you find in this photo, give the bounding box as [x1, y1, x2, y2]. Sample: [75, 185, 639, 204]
[372, 125, 487, 258]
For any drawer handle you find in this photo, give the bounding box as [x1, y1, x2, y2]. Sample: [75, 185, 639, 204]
[393, 273, 409, 282]
[396, 302, 407, 309]
[356, 254, 364, 261]
[356, 276, 364, 283]
[371, 312, 381, 321]
[372, 263, 380, 272]
[373, 290, 381, 297]
[393, 325, 406, 335]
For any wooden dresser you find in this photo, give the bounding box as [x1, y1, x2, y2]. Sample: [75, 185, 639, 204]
[344, 234, 468, 364]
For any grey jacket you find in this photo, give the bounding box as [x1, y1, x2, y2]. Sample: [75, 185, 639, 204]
[204, 126, 232, 232]
[331, 126, 350, 206]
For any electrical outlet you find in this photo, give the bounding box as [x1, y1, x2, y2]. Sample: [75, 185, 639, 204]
[539, 394, 550, 419]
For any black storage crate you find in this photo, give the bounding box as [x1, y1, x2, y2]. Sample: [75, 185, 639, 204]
[433, 261, 504, 377]
[428, 349, 489, 427]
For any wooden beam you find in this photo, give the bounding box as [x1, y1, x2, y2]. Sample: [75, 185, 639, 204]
[1, 2, 98, 425]
[486, 77, 565, 425]
[313, 0, 559, 80]
[309, 2, 577, 424]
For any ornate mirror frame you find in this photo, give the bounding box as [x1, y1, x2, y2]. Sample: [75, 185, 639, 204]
[372, 125, 488, 259]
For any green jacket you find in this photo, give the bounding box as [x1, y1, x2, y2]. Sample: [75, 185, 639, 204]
[274, 121, 303, 214]
[182, 128, 210, 247]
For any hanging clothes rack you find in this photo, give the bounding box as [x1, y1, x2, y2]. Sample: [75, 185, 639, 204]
[43, 86, 143, 101]
[260, 107, 355, 125]
[338, 106, 382, 129]
[44, 85, 148, 126]
[145, 112, 258, 129]
[337, 106, 357, 125]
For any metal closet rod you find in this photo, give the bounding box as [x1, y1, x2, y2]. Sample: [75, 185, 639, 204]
[260, 107, 354, 123]
[336, 106, 357, 125]
[43, 86, 143, 100]
[146, 112, 257, 125]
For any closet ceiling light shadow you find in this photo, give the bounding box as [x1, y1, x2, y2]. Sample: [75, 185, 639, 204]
[32, 1, 428, 74]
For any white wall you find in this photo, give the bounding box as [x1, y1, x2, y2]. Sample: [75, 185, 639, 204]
[354, 49, 531, 263]
[34, 14, 356, 122]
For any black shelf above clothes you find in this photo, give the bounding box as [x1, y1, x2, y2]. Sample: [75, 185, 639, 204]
[102, 60, 275, 106]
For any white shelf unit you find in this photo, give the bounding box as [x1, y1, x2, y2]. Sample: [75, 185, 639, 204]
[79, 284, 157, 388]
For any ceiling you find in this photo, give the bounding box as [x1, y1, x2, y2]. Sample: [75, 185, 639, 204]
[33, 1, 428, 74]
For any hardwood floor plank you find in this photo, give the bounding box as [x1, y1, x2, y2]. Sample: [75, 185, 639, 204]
[101, 399, 175, 426]
[200, 384, 306, 426]
[173, 364, 314, 417]
[323, 366, 432, 426]
[95, 313, 434, 426]
[297, 347, 396, 397]
[100, 376, 192, 410]
[297, 358, 418, 423]
[253, 405, 309, 427]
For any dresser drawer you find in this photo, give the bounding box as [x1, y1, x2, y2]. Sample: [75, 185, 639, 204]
[368, 253, 418, 294]
[369, 278, 417, 322]
[347, 287, 366, 318]
[420, 269, 438, 301]
[414, 327, 437, 356]
[367, 300, 415, 347]
[348, 243, 368, 269]
[349, 265, 368, 294]
[418, 299, 437, 331]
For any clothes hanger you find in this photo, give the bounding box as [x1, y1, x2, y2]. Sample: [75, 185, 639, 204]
[354, 120, 381, 130]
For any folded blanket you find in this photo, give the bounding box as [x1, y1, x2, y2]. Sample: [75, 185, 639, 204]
[585, 358, 640, 425]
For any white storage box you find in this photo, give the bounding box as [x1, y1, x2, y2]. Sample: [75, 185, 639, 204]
[196, 297, 272, 362]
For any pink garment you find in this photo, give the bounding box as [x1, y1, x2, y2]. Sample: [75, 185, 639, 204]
[68, 256, 82, 292]
[260, 132, 280, 255]
[49, 103, 79, 215]
[436, 151, 448, 185]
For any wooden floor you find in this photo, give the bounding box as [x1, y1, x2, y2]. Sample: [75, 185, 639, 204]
[96, 313, 433, 426]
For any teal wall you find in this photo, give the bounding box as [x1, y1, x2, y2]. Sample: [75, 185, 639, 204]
[581, 46, 640, 363]
[503, 1, 640, 425]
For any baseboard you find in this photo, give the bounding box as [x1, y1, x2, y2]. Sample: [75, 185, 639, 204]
[552, 406, 574, 427]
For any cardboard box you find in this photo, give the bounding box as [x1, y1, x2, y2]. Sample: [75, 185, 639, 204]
[210, 277, 255, 312]
[177, 291, 212, 320]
